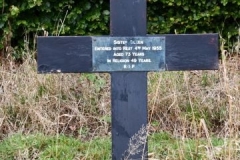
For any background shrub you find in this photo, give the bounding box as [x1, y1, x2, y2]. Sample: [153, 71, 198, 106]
[0, 0, 239, 59]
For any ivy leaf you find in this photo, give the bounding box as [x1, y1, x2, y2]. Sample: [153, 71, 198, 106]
[103, 10, 110, 16]
[0, 23, 4, 29]
[84, 2, 91, 10]
[10, 5, 20, 16]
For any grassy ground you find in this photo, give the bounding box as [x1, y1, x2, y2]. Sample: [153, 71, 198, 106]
[0, 132, 229, 159]
[0, 43, 239, 159]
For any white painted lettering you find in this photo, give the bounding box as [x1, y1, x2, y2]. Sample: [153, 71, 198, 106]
[130, 40, 144, 44]
[94, 46, 112, 51]
[138, 59, 151, 63]
[125, 52, 131, 56]
[112, 59, 130, 63]
[113, 47, 122, 50]
[132, 52, 144, 56]
[123, 64, 136, 69]
[142, 46, 151, 50]
[113, 40, 127, 45]
[113, 52, 124, 56]
[152, 46, 162, 50]
[122, 46, 132, 51]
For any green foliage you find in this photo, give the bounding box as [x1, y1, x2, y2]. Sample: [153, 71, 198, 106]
[0, 0, 239, 59]
[149, 132, 225, 159]
[147, 0, 239, 39]
[0, 134, 111, 159]
[0, 0, 109, 59]
[0, 132, 226, 159]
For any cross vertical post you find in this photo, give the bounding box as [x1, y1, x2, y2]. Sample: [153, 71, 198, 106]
[110, 0, 148, 159]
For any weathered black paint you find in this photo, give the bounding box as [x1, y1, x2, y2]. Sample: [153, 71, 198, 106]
[37, 36, 92, 73]
[110, 0, 148, 159]
[37, 34, 218, 73]
[165, 34, 218, 71]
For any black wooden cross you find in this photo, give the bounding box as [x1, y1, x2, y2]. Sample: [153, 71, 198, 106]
[37, 0, 218, 159]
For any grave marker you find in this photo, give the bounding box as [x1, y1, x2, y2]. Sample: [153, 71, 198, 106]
[37, 0, 218, 159]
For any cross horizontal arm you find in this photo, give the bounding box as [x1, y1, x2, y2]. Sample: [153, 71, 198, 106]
[37, 36, 92, 73]
[165, 34, 218, 71]
[37, 34, 218, 73]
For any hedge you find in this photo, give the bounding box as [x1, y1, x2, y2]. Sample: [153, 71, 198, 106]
[0, 0, 239, 59]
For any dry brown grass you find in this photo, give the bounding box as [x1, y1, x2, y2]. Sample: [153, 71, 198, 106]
[0, 57, 111, 140]
[148, 53, 240, 137]
[0, 45, 239, 158]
